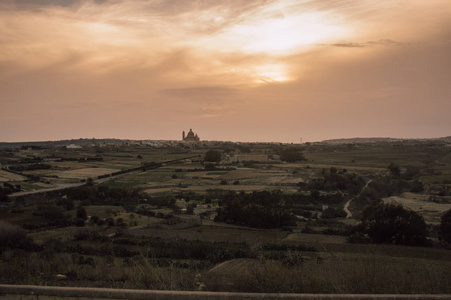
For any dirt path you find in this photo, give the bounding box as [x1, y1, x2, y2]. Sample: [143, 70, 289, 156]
[344, 179, 372, 219]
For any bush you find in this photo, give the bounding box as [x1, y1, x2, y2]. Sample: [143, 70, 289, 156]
[321, 207, 347, 219]
[439, 209, 451, 249]
[347, 232, 370, 244]
[76, 204, 88, 220]
[0, 220, 34, 250]
[75, 218, 86, 227]
[204, 150, 222, 162]
[280, 148, 306, 162]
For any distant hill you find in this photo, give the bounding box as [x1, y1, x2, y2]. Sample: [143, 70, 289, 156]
[320, 136, 451, 144]
[0, 138, 128, 149]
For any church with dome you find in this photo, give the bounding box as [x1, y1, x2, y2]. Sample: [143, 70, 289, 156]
[182, 129, 200, 142]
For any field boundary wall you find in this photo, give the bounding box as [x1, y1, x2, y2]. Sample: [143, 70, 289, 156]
[1, 284, 450, 300]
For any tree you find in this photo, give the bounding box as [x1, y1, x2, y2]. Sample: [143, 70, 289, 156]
[0, 187, 10, 202]
[360, 200, 430, 246]
[280, 148, 306, 162]
[186, 203, 196, 215]
[439, 209, 451, 249]
[321, 207, 346, 219]
[388, 163, 401, 177]
[204, 150, 222, 162]
[214, 190, 296, 229]
[76, 204, 88, 220]
[86, 177, 94, 186]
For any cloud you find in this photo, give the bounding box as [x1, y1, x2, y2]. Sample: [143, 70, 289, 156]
[1, 0, 451, 142]
[162, 86, 240, 99]
[12, 0, 79, 8]
[331, 39, 403, 48]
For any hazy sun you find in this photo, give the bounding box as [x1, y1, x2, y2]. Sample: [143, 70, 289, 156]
[225, 12, 347, 55]
[253, 64, 290, 83]
[212, 9, 348, 83]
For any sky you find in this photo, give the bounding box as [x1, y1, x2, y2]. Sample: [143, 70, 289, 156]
[1, 0, 450, 143]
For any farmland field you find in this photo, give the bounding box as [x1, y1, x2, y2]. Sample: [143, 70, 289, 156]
[1, 139, 450, 293]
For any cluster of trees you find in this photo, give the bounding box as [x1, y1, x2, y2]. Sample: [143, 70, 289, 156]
[300, 171, 366, 195]
[215, 190, 296, 228]
[347, 202, 451, 249]
[351, 200, 431, 246]
[64, 185, 146, 206]
[279, 148, 306, 162]
[204, 150, 222, 162]
[8, 163, 51, 171]
[321, 207, 347, 219]
[203, 146, 308, 164]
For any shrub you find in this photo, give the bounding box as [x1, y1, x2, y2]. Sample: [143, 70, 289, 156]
[439, 209, 451, 249]
[280, 148, 306, 162]
[204, 150, 222, 162]
[0, 220, 34, 250]
[75, 218, 86, 227]
[76, 204, 88, 220]
[347, 232, 370, 244]
[321, 207, 347, 219]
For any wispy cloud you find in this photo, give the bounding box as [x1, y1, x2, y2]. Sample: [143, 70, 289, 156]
[331, 39, 403, 48]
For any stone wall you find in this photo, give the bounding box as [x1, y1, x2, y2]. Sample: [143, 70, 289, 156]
[0, 285, 449, 300]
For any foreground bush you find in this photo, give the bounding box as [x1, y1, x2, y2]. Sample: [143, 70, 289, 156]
[0, 220, 34, 250]
[439, 208, 451, 249]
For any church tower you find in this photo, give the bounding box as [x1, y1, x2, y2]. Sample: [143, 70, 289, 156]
[182, 128, 200, 142]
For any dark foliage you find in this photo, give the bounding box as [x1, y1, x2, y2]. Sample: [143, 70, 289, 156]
[321, 207, 347, 219]
[262, 242, 316, 252]
[0, 187, 11, 202]
[304, 172, 365, 195]
[280, 148, 306, 162]
[439, 209, 451, 249]
[0, 220, 35, 250]
[65, 185, 146, 207]
[204, 150, 222, 162]
[359, 200, 431, 246]
[215, 190, 296, 229]
[388, 163, 401, 177]
[76, 204, 88, 220]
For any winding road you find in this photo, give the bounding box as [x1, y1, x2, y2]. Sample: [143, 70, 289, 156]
[344, 179, 372, 219]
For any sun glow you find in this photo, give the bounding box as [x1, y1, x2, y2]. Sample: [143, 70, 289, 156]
[223, 12, 348, 55]
[253, 64, 291, 83]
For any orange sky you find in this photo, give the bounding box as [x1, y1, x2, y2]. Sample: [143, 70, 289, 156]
[1, 0, 450, 142]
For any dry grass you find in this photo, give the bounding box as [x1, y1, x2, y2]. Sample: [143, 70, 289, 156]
[0, 170, 27, 182]
[383, 192, 451, 224]
[203, 254, 451, 294]
[128, 225, 285, 249]
[56, 168, 119, 179]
